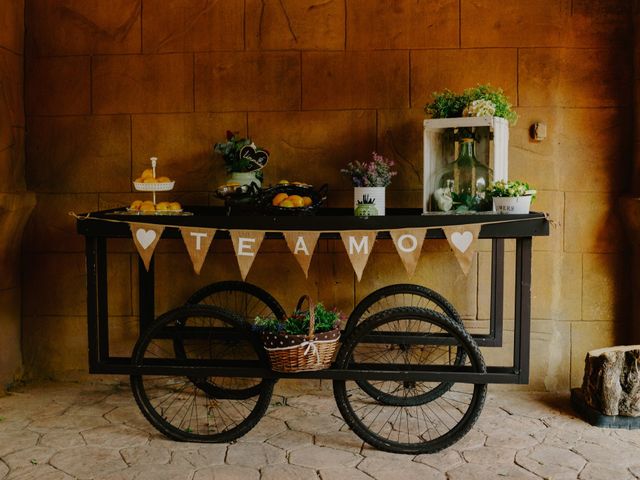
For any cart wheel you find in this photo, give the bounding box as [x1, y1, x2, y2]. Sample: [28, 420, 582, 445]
[131, 305, 274, 443]
[182, 281, 284, 399]
[333, 307, 486, 454]
[186, 281, 286, 323]
[346, 284, 465, 406]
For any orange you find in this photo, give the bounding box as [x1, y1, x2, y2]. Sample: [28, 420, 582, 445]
[169, 202, 182, 211]
[130, 200, 143, 210]
[287, 195, 304, 207]
[134, 177, 144, 183]
[156, 202, 170, 211]
[272, 193, 288, 206]
[140, 203, 155, 212]
[141, 168, 154, 179]
[302, 196, 313, 206]
[279, 199, 294, 208]
[156, 176, 171, 183]
[143, 177, 157, 183]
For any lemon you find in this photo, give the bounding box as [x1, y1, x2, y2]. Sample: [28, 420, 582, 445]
[279, 199, 294, 208]
[278, 180, 290, 185]
[287, 195, 304, 207]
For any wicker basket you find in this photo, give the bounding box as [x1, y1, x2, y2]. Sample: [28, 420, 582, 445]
[261, 295, 340, 373]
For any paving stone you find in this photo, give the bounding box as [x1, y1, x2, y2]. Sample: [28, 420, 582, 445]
[286, 394, 337, 415]
[50, 446, 127, 479]
[446, 463, 539, 480]
[170, 445, 227, 468]
[515, 445, 586, 479]
[484, 428, 540, 449]
[226, 442, 286, 468]
[579, 462, 635, 480]
[286, 414, 344, 435]
[0, 418, 30, 433]
[104, 405, 152, 430]
[572, 440, 640, 467]
[0, 459, 7, 478]
[462, 445, 517, 465]
[357, 457, 444, 480]
[63, 403, 116, 417]
[290, 445, 361, 469]
[261, 464, 319, 480]
[120, 445, 171, 466]
[81, 425, 148, 448]
[235, 416, 288, 443]
[0, 430, 39, 456]
[2, 446, 56, 470]
[102, 464, 195, 480]
[314, 431, 363, 453]
[319, 467, 373, 480]
[414, 449, 464, 472]
[5, 464, 74, 480]
[266, 429, 313, 451]
[629, 464, 640, 477]
[193, 465, 259, 480]
[265, 406, 308, 422]
[445, 428, 486, 451]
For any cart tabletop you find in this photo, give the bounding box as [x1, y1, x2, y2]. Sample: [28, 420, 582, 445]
[76, 206, 549, 239]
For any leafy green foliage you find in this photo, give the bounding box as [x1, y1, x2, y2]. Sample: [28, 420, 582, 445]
[213, 130, 266, 177]
[487, 180, 536, 199]
[254, 303, 342, 335]
[424, 89, 468, 120]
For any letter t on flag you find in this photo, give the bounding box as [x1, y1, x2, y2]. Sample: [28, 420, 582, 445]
[180, 227, 216, 274]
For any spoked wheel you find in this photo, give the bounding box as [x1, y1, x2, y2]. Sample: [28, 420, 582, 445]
[333, 307, 486, 454]
[347, 284, 465, 406]
[183, 281, 284, 399]
[131, 305, 274, 443]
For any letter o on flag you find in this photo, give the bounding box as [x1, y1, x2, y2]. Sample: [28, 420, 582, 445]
[397, 234, 418, 253]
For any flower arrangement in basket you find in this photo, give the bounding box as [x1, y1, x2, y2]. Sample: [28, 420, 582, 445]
[254, 296, 342, 372]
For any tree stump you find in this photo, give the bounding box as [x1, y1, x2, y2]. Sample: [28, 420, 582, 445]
[582, 345, 640, 416]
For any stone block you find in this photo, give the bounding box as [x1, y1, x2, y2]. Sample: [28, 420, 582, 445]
[346, 0, 458, 49]
[303, 51, 409, 110]
[26, 0, 141, 56]
[0, 192, 36, 290]
[143, 0, 243, 53]
[93, 54, 193, 114]
[519, 48, 632, 108]
[556, 108, 631, 193]
[248, 111, 376, 188]
[461, 0, 631, 48]
[478, 251, 582, 321]
[571, 321, 621, 387]
[582, 254, 630, 321]
[411, 49, 517, 109]
[529, 190, 563, 252]
[376, 109, 426, 191]
[23, 193, 98, 253]
[0, 288, 22, 388]
[0, 48, 24, 127]
[22, 315, 87, 381]
[245, 0, 345, 50]
[22, 253, 131, 316]
[195, 52, 300, 112]
[25, 56, 91, 115]
[0, 0, 24, 53]
[356, 251, 478, 320]
[564, 193, 624, 253]
[132, 112, 246, 191]
[0, 126, 25, 192]
[26, 115, 131, 193]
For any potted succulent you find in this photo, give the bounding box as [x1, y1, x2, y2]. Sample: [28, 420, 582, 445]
[341, 152, 397, 216]
[214, 131, 269, 188]
[487, 180, 536, 214]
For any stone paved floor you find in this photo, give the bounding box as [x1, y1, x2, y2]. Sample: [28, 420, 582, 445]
[0, 381, 639, 479]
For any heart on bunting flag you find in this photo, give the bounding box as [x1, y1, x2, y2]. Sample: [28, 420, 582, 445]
[451, 231, 473, 253]
[136, 229, 157, 249]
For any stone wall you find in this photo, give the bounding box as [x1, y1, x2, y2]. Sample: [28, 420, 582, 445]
[0, 0, 35, 391]
[22, 0, 633, 389]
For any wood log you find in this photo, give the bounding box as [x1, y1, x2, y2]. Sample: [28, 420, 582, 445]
[582, 345, 640, 417]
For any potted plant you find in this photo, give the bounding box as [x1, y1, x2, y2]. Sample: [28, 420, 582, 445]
[487, 180, 536, 214]
[254, 296, 343, 372]
[341, 152, 397, 216]
[214, 131, 269, 188]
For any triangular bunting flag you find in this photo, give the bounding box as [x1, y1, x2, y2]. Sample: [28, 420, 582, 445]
[130, 223, 165, 271]
[180, 227, 216, 275]
[282, 231, 320, 278]
[390, 228, 427, 277]
[340, 231, 377, 282]
[442, 223, 482, 275]
[230, 230, 265, 280]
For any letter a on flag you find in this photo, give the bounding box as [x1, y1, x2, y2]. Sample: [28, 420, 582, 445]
[283, 231, 320, 278]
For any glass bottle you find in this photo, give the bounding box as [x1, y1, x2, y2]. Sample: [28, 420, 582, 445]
[434, 137, 492, 212]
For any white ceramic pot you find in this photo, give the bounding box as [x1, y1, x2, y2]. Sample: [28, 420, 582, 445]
[228, 171, 261, 188]
[492, 195, 532, 214]
[354, 187, 385, 216]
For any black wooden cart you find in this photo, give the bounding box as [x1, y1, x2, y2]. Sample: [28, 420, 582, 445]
[77, 207, 549, 454]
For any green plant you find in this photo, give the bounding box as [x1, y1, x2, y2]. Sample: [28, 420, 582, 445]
[424, 84, 518, 125]
[357, 195, 376, 205]
[341, 152, 397, 187]
[487, 180, 536, 200]
[254, 303, 343, 335]
[214, 130, 267, 178]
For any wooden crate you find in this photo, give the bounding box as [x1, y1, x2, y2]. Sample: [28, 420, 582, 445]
[422, 116, 509, 213]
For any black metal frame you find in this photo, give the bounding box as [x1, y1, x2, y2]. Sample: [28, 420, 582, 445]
[80, 207, 548, 385]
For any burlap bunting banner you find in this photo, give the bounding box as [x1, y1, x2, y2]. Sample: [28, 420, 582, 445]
[130, 223, 165, 271]
[180, 227, 216, 275]
[340, 231, 377, 281]
[390, 228, 428, 277]
[442, 224, 482, 275]
[282, 231, 320, 278]
[230, 230, 265, 280]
